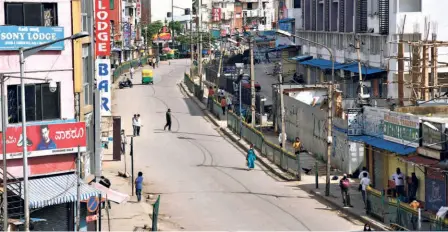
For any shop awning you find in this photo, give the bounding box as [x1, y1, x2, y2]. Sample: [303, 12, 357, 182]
[290, 55, 313, 62]
[8, 173, 101, 209]
[299, 58, 344, 70]
[279, 18, 295, 23]
[340, 63, 386, 75]
[349, 135, 416, 155]
[400, 154, 440, 166]
[267, 45, 296, 52]
[90, 182, 130, 204]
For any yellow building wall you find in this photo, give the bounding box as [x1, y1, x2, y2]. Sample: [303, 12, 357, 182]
[387, 155, 425, 201]
[72, 0, 82, 93]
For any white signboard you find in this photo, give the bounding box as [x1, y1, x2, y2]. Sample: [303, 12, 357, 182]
[347, 108, 363, 136]
[363, 106, 390, 138]
[383, 111, 420, 147]
[96, 59, 112, 116]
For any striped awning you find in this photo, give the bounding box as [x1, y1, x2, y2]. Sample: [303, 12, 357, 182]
[8, 173, 101, 209]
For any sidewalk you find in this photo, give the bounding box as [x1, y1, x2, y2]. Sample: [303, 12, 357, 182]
[179, 81, 390, 231]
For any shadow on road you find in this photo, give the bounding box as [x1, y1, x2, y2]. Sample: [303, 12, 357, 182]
[153, 129, 222, 138]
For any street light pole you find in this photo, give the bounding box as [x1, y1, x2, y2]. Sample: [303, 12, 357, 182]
[18, 32, 89, 231]
[249, 38, 255, 127]
[1, 75, 7, 231]
[275, 29, 334, 196]
[171, 0, 175, 50]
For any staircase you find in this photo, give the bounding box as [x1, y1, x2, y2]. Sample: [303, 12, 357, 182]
[378, 0, 389, 34]
[0, 168, 24, 223]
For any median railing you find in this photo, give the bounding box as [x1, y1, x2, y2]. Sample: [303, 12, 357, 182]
[112, 56, 149, 82]
[366, 188, 448, 231]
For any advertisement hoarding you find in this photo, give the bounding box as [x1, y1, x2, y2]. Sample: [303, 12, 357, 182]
[95, 0, 111, 56]
[422, 119, 446, 151]
[383, 111, 420, 147]
[347, 108, 363, 136]
[212, 8, 222, 22]
[362, 106, 389, 138]
[96, 59, 112, 116]
[0, 26, 64, 50]
[136, 0, 141, 18]
[0, 122, 86, 160]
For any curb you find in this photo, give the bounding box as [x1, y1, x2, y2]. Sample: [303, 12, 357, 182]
[179, 81, 389, 231]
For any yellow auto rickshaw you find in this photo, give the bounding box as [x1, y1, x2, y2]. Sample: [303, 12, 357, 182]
[142, 69, 153, 84]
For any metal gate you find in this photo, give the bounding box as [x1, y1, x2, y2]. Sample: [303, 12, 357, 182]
[373, 149, 384, 191]
[31, 203, 70, 231]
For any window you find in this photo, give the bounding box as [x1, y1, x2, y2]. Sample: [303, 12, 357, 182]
[110, 0, 114, 10]
[7, 83, 61, 123]
[81, 0, 88, 32]
[294, 0, 301, 8]
[5, 2, 58, 26]
[399, 0, 421, 12]
[247, 3, 253, 9]
[82, 45, 93, 105]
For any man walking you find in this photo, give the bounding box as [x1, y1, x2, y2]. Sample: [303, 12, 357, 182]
[135, 172, 143, 202]
[164, 109, 172, 131]
[136, 114, 142, 136]
[339, 174, 353, 207]
[360, 172, 370, 208]
[132, 114, 138, 136]
[121, 129, 127, 154]
[130, 66, 135, 79]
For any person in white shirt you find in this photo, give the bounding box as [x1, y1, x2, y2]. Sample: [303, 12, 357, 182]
[278, 133, 287, 148]
[358, 167, 369, 179]
[360, 172, 370, 208]
[135, 114, 142, 136]
[130, 67, 135, 79]
[392, 168, 405, 197]
[132, 114, 138, 136]
[121, 129, 127, 154]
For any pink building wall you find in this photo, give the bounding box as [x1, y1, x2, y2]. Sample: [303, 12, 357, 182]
[0, 0, 75, 121]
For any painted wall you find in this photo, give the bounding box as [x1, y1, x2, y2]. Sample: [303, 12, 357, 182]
[0, 0, 75, 120]
[333, 129, 365, 174]
[110, 0, 123, 41]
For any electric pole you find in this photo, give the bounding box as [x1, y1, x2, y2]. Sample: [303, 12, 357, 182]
[190, 17, 193, 74]
[355, 38, 364, 96]
[250, 38, 255, 127]
[278, 62, 286, 149]
[198, 0, 203, 88]
[325, 81, 333, 196]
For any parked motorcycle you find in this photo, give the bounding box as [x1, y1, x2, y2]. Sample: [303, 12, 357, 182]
[119, 78, 133, 89]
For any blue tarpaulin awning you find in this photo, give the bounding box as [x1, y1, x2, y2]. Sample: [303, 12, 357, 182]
[290, 55, 313, 62]
[268, 45, 295, 52]
[340, 63, 386, 75]
[349, 135, 416, 155]
[279, 18, 295, 23]
[299, 58, 344, 70]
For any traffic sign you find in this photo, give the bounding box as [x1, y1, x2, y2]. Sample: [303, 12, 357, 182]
[87, 196, 99, 213]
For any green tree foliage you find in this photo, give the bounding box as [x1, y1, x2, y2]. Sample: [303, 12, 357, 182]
[176, 33, 216, 48]
[168, 21, 183, 35]
[143, 20, 163, 41]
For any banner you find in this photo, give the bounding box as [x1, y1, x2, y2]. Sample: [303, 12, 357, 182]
[0, 122, 86, 160]
[96, 59, 112, 116]
[95, 0, 111, 56]
[136, 0, 141, 18]
[383, 111, 420, 147]
[362, 106, 389, 138]
[212, 8, 221, 22]
[0, 26, 64, 50]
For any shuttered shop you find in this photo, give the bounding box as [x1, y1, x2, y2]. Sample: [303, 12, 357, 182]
[373, 149, 385, 190]
[425, 169, 447, 212]
[31, 203, 72, 231]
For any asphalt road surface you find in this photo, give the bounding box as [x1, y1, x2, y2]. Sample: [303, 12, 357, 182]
[113, 59, 363, 231]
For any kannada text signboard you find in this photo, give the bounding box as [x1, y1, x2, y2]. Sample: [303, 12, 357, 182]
[0, 26, 64, 50]
[96, 59, 112, 116]
[0, 122, 86, 160]
[383, 111, 420, 147]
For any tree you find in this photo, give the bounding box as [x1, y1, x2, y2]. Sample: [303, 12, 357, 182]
[176, 33, 216, 48]
[143, 20, 163, 42]
[168, 21, 183, 35]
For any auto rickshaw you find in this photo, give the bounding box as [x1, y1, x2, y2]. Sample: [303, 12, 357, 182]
[142, 69, 153, 84]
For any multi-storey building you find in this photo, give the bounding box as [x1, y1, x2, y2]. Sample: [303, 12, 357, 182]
[0, 0, 101, 230]
[239, 0, 274, 30]
[296, 0, 448, 106]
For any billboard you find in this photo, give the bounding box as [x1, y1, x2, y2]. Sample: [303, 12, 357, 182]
[0, 122, 86, 160]
[422, 119, 446, 151]
[0, 26, 64, 50]
[124, 23, 131, 47]
[383, 111, 420, 147]
[212, 8, 222, 22]
[136, 0, 141, 18]
[362, 106, 389, 138]
[95, 0, 111, 56]
[96, 59, 112, 116]
[347, 108, 363, 136]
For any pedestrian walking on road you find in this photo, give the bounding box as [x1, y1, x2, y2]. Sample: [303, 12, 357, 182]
[293, 137, 302, 154]
[246, 144, 256, 170]
[152, 57, 156, 69]
[358, 167, 369, 179]
[226, 94, 232, 111]
[220, 97, 226, 115]
[132, 114, 138, 136]
[156, 56, 160, 67]
[339, 174, 353, 207]
[207, 86, 215, 109]
[360, 172, 370, 208]
[130, 66, 135, 79]
[135, 172, 143, 202]
[136, 114, 142, 136]
[121, 129, 127, 154]
[278, 132, 287, 148]
[164, 109, 172, 131]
